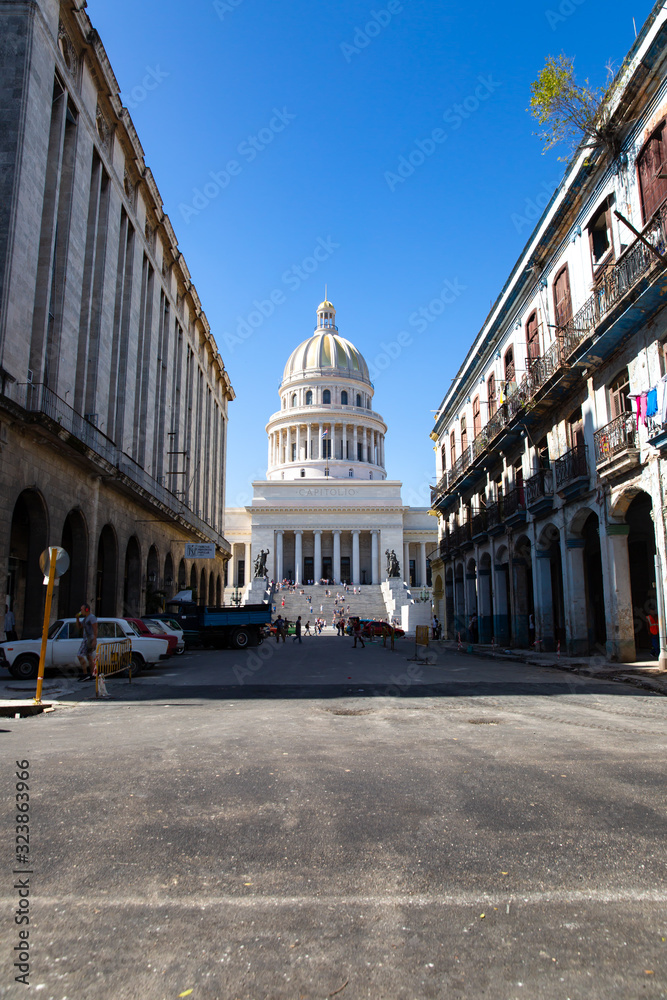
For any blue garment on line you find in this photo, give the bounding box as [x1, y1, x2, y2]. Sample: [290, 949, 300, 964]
[646, 387, 658, 418]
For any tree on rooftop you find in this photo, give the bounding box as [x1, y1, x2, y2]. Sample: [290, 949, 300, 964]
[528, 54, 620, 159]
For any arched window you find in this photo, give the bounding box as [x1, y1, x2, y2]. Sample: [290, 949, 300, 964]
[369, 472, 373, 479]
[341, 391, 348, 405]
[356, 393, 362, 407]
[300, 469, 306, 478]
[349, 469, 353, 477]
[291, 393, 297, 407]
[323, 389, 331, 404]
[305, 390, 313, 405]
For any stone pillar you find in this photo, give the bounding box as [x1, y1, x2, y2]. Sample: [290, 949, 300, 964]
[314, 530, 322, 583]
[353, 426, 358, 462]
[477, 567, 492, 644]
[244, 542, 252, 587]
[296, 425, 301, 465]
[295, 531, 303, 585]
[564, 539, 588, 655]
[371, 530, 379, 585]
[404, 542, 410, 585]
[342, 424, 347, 462]
[307, 423, 311, 462]
[352, 530, 360, 585]
[493, 562, 510, 644]
[333, 530, 341, 583]
[275, 530, 284, 583]
[420, 541, 427, 588]
[606, 524, 636, 662]
[534, 549, 555, 651]
[318, 422, 323, 462]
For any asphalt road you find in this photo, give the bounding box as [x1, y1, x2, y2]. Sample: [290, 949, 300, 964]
[1, 636, 666, 999]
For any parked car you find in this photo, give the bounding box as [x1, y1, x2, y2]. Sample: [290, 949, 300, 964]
[362, 620, 405, 638]
[142, 617, 185, 655]
[125, 618, 177, 657]
[269, 621, 296, 637]
[0, 618, 169, 680]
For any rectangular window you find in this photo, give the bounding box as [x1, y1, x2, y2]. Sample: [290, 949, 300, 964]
[567, 407, 585, 449]
[609, 368, 630, 419]
[472, 396, 481, 437]
[526, 310, 541, 360]
[504, 346, 515, 384]
[460, 415, 468, 452]
[552, 266, 572, 329]
[450, 430, 456, 467]
[487, 373, 496, 417]
[638, 122, 667, 224]
[357, 441, 362, 462]
[588, 200, 614, 268]
[291, 442, 296, 461]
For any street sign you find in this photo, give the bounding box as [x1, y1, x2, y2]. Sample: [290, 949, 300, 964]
[39, 546, 70, 581]
[184, 542, 215, 559]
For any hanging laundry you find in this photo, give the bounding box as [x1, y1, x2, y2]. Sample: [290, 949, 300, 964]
[646, 387, 658, 418]
[631, 392, 648, 430]
[658, 374, 667, 425]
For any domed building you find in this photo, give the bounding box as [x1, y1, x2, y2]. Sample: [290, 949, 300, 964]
[224, 300, 436, 599]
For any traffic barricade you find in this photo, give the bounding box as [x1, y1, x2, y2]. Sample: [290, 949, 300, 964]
[94, 639, 132, 698]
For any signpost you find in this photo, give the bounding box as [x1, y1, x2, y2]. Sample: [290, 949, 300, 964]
[184, 542, 215, 559]
[35, 546, 70, 704]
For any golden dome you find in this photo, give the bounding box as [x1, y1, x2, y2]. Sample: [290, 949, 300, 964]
[283, 332, 370, 383]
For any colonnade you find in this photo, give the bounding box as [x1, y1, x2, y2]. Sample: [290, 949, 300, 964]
[268, 421, 385, 468]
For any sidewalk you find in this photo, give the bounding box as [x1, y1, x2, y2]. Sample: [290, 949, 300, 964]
[433, 639, 667, 696]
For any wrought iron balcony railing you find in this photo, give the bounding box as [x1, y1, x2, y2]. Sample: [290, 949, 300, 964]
[526, 468, 553, 506]
[593, 412, 636, 464]
[503, 486, 526, 520]
[554, 444, 589, 491]
[487, 499, 503, 530]
[471, 508, 488, 536]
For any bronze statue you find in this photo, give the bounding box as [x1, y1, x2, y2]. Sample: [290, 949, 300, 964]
[385, 548, 400, 578]
[253, 548, 269, 578]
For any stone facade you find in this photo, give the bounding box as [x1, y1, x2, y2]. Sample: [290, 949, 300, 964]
[429, 2, 667, 667]
[0, 0, 234, 635]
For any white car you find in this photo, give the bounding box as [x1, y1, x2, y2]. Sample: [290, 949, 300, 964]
[0, 617, 169, 680]
[142, 617, 185, 655]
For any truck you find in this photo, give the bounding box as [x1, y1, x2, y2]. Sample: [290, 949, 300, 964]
[155, 599, 272, 650]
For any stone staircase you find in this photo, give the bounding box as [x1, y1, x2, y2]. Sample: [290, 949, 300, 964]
[271, 584, 389, 626]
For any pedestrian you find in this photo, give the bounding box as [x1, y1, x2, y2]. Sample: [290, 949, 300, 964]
[274, 615, 286, 643]
[352, 617, 365, 649]
[468, 613, 478, 644]
[304, 620, 312, 636]
[320, 604, 323, 614]
[529, 612, 535, 647]
[431, 614, 439, 639]
[76, 603, 98, 681]
[647, 611, 660, 658]
[4, 604, 17, 641]
[294, 615, 302, 644]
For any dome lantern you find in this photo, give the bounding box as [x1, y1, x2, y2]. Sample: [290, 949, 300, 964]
[317, 298, 337, 331]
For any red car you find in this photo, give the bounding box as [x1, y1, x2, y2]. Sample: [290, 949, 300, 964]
[361, 620, 405, 638]
[124, 618, 177, 657]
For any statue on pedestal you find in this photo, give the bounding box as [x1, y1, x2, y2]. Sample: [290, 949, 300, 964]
[253, 549, 269, 578]
[385, 548, 401, 579]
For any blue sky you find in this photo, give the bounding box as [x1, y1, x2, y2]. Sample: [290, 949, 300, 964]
[87, 0, 654, 508]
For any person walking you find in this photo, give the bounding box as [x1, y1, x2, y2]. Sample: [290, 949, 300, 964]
[274, 615, 286, 643]
[76, 603, 98, 681]
[647, 611, 660, 658]
[4, 604, 17, 641]
[352, 617, 365, 649]
[294, 615, 302, 644]
[304, 620, 312, 636]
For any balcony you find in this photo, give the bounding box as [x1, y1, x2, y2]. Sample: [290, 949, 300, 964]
[486, 499, 505, 537]
[0, 381, 227, 548]
[453, 519, 473, 551]
[525, 468, 554, 516]
[557, 199, 667, 361]
[503, 486, 526, 527]
[471, 507, 488, 541]
[594, 412, 639, 478]
[647, 415, 667, 452]
[554, 444, 590, 500]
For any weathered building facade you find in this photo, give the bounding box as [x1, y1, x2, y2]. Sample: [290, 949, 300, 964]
[0, 0, 234, 635]
[430, 1, 667, 667]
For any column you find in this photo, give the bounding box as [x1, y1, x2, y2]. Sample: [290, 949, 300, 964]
[493, 561, 510, 644]
[477, 565, 493, 643]
[371, 530, 379, 585]
[314, 530, 322, 583]
[244, 542, 252, 587]
[307, 423, 311, 462]
[563, 539, 588, 655]
[296, 424, 301, 464]
[353, 425, 358, 462]
[606, 525, 636, 662]
[275, 530, 284, 582]
[403, 542, 410, 585]
[342, 424, 347, 463]
[534, 549, 555, 651]
[318, 422, 323, 462]
[352, 530, 360, 585]
[333, 530, 341, 583]
[295, 530, 303, 585]
[420, 541, 427, 588]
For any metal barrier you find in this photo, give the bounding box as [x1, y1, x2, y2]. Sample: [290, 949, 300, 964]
[94, 639, 132, 698]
